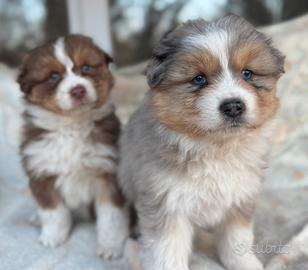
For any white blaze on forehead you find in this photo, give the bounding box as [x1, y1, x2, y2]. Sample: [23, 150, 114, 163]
[54, 38, 74, 69]
[184, 29, 230, 69]
[53, 37, 97, 111]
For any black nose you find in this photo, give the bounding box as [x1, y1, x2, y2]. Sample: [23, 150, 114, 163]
[219, 98, 246, 118]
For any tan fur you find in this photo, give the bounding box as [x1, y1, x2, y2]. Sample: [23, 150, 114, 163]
[151, 91, 203, 137]
[150, 32, 282, 138]
[119, 15, 285, 270]
[151, 49, 223, 138]
[231, 42, 280, 127]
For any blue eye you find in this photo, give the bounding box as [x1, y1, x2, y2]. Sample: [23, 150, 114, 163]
[242, 69, 253, 80]
[82, 64, 92, 74]
[192, 74, 208, 87]
[49, 72, 61, 82]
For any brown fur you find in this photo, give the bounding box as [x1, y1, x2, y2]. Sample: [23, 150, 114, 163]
[18, 40, 66, 114]
[29, 176, 61, 209]
[17, 34, 114, 115]
[20, 121, 61, 209]
[91, 112, 121, 147]
[20, 116, 47, 150]
[18, 35, 124, 211]
[99, 173, 126, 208]
[64, 35, 114, 108]
[21, 110, 123, 210]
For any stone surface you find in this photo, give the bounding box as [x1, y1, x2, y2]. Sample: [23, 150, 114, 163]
[1, 15, 308, 270]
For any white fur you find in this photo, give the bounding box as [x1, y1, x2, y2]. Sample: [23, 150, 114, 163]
[185, 30, 230, 68]
[53, 38, 97, 111]
[38, 204, 71, 247]
[161, 126, 269, 228]
[24, 99, 114, 130]
[185, 31, 257, 131]
[142, 215, 193, 270]
[21, 37, 129, 257]
[96, 202, 129, 259]
[23, 102, 117, 209]
[23, 100, 130, 256]
[197, 72, 257, 131]
[216, 222, 263, 270]
[120, 20, 281, 270]
[146, 122, 274, 270]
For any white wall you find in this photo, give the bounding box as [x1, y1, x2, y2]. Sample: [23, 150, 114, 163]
[66, 0, 112, 54]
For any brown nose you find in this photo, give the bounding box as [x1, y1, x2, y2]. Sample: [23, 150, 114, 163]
[70, 86, 86, 99]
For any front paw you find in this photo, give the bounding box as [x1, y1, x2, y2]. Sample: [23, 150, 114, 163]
[38, 228, 69, 248]
[223, 254, 264, 270]
[97, 241, 125, 260]
[96, 204, 129, 259]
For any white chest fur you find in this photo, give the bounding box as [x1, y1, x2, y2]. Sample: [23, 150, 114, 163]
[23, 104, 117, 209]
[163, 129, 271, 228]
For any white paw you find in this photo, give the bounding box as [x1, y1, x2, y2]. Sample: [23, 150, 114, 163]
[38, 229, 69, 248]
[29, 212, 40, 226]
[224, 254, 264, 270]
[97, 242, 125, 260]
[95, 204, 129, 260]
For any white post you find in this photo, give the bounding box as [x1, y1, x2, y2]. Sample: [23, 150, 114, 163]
[66, 0, 112, 55]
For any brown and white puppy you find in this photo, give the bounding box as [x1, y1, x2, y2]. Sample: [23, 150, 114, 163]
[118, 15, 284, 270]
[18, 35, 129, 259]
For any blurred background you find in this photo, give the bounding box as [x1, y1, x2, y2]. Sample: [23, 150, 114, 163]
[1, 0, 308, 67]
[0, 1, 308, 270]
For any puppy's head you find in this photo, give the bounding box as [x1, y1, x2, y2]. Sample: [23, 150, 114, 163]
[147, 15, 285, 138]
[18, 35, 113, 114]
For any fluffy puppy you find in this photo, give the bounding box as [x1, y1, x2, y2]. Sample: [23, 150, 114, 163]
[118, 15, 284, 270]
[18, 35, 129, 259]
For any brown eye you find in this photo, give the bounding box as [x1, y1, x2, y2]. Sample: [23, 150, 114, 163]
[81, 64, 95, 75]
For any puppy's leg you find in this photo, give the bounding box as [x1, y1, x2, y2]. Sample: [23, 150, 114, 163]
[141, 212, 193, 270]
[95, 176, 129, 260]
[30, 177, 72, 247]
[215, 205, 263, 270]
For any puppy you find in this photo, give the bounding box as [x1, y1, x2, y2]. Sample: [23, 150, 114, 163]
[118, 15, 284, 270]
[18, 35, 129, 259]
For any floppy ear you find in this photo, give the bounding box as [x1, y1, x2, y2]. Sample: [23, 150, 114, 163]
[17, 70, 29, 94]
[269, 44, 285, 75]
[17, 55, 32, 94]
[255, 33, 285, 76]
[146, 19, 208, 88]
[104, 52, 113, 65]
[145, 55, 168, 89]
[145, 30, 179, 89]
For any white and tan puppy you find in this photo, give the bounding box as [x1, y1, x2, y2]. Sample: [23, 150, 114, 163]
[18, 35, 129, 259]
[119, 15, 284, 270]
